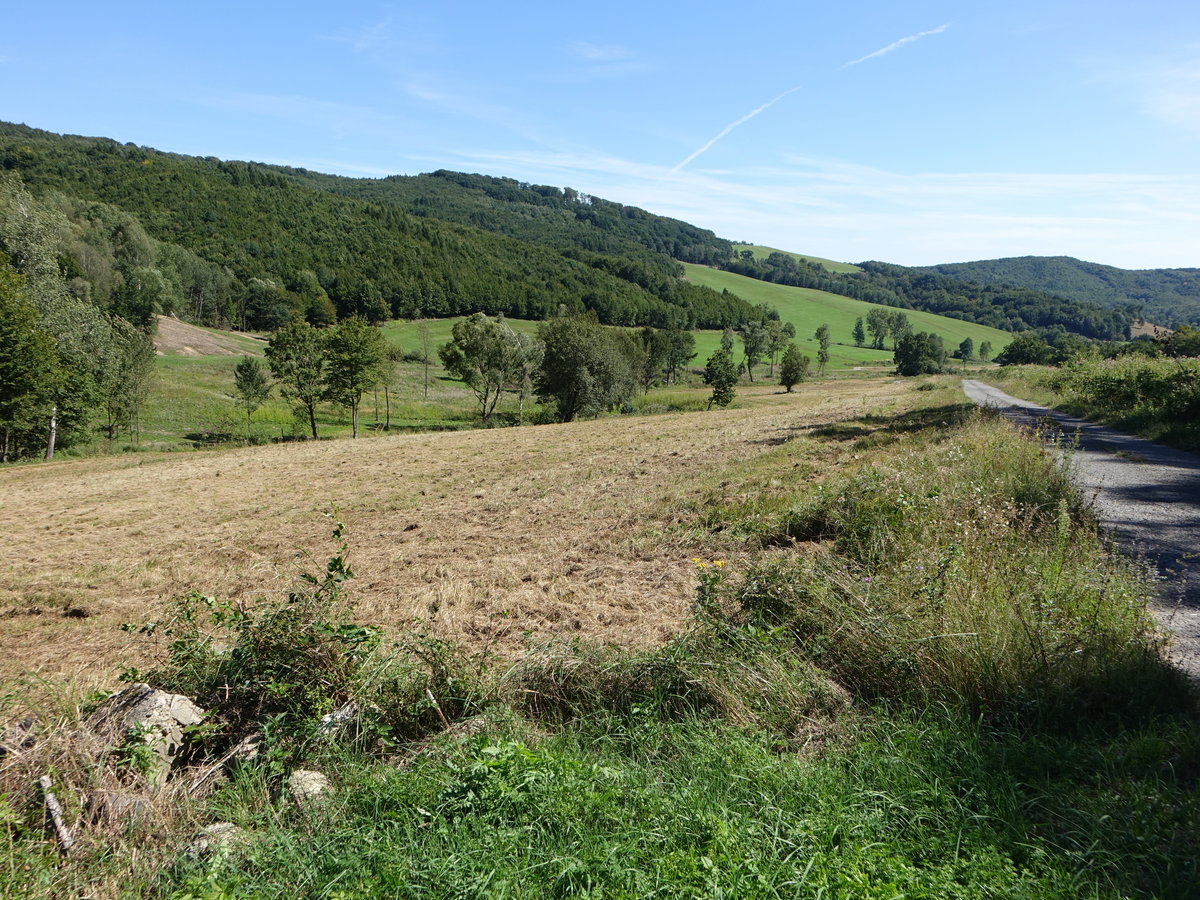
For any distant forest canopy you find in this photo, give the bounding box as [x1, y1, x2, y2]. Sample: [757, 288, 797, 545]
[916, 256, 1200, 328]
[1, 121, 1156, 343]
[0, 122, 758, 332]
[271, 167, 733, 274]
[720, 249, 1135, 342]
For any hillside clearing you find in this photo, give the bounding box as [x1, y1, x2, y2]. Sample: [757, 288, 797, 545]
[152, 315, 266, 357]
[0, 379, 907, 685]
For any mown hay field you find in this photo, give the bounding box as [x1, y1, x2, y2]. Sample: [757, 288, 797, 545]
[0, 379, 910, 686]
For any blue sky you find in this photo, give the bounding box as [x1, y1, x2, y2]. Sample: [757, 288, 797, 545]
[5, 1, 1200, 268]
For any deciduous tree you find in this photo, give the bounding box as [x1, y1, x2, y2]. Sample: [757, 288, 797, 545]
[265, 320, 327, 439]
[814, 323, 831, 375]
[325, 315, 390, 437]
[232, 356, 271, 443]
[703, 347, 738, 409]
[536, 312, 637, 422]
[779, 343, 810, 392]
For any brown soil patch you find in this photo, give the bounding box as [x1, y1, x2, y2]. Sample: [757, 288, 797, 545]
[153, 316, 265, 357]
[1130, 319, 1172, 339]
[0, 380, 909, 687]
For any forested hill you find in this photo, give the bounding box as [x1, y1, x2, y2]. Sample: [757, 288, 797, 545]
[0, 122, 755, 331]
[271, 168, 732, 278]
[721, 250, 1135, 341]
[917, 256, 1200, 327]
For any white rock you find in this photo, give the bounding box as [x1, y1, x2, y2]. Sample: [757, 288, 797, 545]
[288, 768, 331, 803]
[86, 683, 204, 785]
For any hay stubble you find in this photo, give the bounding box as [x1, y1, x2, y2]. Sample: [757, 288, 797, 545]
[0, 381, 905, 684]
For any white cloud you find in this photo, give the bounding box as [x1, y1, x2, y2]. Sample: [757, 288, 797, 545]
[569, 42, 633, 62]
[445, 148, 1200, 268]
[839, 23, 950, 69]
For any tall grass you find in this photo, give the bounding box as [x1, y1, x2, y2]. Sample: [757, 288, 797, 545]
[991, 356, 1200, 451]
[4, 403, 1194, 898]
[715, 413, 1174, 714]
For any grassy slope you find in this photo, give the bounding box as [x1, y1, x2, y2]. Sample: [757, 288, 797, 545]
[739, 243, 862, 273]
[4, 382, 1195, 898]
[684, 263, 1013, 369]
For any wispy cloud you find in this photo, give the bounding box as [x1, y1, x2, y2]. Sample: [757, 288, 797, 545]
[569, 42, 633, 63]
[672, 85, 803, 171]
[838, 23, 950, 69]
[448, 148, 1200, 268]
[673, 23, 951, 172]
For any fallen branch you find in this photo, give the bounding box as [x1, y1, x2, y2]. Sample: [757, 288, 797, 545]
[38, 775, 74, 857]
[424, 688, 451, 730]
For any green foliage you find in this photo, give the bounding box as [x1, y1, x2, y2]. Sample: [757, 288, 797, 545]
[0, 258, 57, 460]
[231, 356, 271, 442]
[956, 336, 975, 361]
[922, 255, 1200, 328]
[703, 347, 738, 409]
[736, 320, 767, 381]
[323, 315, 390, 437]
[1038, 355, 1200, 451]
[101, 318, 156, 441]
[662, 326, 696, 384]
[535, 312, 638, 422]
[1162, 324, 1200, 357]
[852, 315, 866, 346]
[129, 516, 380, 738]
[894, 331, 948, 376]
[995, 331, 1055, 365]
[779, 343, 810, 391]
[265, 320, 327, 438]
[814, 322, 831, 374]
[0, 123, 763, 331]
[438, 313, 532, 421]
[978, 339, 993, 360]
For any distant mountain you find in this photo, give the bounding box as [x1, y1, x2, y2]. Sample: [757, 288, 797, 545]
[720, 251, 1134, 341]
[917, 256, 1200, 327]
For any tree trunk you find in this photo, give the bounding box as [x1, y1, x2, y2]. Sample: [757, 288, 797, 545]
[45, 404, 57, 461]
[308, 402, 318, 440]
[351, 400, 359, 438]
[384, 385, 391, 430]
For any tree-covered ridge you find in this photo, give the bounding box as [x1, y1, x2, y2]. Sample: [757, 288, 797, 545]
[721, 250, 1134, 341]
[272, 167, 732, 276]
[0, 123, 756, 331]
[917, 256, 1200, 327]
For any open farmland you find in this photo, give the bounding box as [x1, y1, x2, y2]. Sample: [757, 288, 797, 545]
[0, 379, 908, 686]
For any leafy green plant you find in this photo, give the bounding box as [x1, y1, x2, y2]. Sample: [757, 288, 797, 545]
[127, 514, 379, 743]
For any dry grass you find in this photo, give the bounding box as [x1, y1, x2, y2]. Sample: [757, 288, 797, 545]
[0, 380, 909, 687]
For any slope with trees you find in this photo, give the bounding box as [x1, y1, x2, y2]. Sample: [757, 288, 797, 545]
[0, 123, 760, 332]
[919, 256, 1200, 327]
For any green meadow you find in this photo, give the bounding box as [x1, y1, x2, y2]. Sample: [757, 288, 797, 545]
[683, 263, 1012, 369]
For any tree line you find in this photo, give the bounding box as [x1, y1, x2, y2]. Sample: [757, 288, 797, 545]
[721, 250, 1133, 341]
[0, 174, 156, 461]
[0, 123, 760, 333]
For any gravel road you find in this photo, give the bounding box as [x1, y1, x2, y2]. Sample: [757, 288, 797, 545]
[962, 379, 1200, 677]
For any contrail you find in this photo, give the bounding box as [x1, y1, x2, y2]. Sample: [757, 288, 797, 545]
[672, 24, 949, 171]
[839, 22, 949, 69]
[671, 85, 802, 172]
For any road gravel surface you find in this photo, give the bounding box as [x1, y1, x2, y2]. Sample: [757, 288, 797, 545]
[962, 380, 1200, 677]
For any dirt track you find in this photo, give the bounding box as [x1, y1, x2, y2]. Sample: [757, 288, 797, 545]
[963, 379, 1200, 677]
